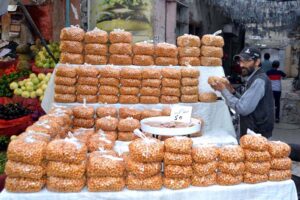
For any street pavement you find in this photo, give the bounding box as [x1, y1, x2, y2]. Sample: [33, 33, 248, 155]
[270, 122, 300, 144]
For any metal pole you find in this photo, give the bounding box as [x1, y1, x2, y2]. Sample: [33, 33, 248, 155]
[66, 0, 70, 27]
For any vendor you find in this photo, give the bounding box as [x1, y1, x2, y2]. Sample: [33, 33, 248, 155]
[211, 47, 274, 138]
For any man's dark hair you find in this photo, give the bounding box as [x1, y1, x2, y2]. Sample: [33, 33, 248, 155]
[272, 60, 280, 69]
[264, 53, 270, 60]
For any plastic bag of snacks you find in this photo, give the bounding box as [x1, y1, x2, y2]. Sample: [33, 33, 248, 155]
[163, 177, 190, 190]
[87, 177, 125, 192]
[46, 176, 85, 192]
[267, 141, 291, 158]
[72, 128, 94, 144]
[18, 130, 51, 143]
[126, 173, 162, 190]
[191, 174, 216, 187]
[72, 106, 95, 119]
[192, 145, 218, 163]
[5, 160, 46, 179]
[218, 145, 245, 162]
[218, 162, 245, 176]
[217, 173, 243, 185]
[164, 152, 192, 166]
[243, 172, 268, 184]
[5, 177, 46, 192]
[46, 160, 86, 179]
[118, 117, 140, 132]
[96, 106, 118, 118]
[164, 137, 193, 154]
[95, 116, 118, 131]
[125, 156, 161, 178]
[87, 133, 115, 152]
[240, 134, 268, 151]
[164, 165, 193, 178]
[244, 161, 270, 174]
[26, 120, 61, 138]
[192, 161, 217, 176]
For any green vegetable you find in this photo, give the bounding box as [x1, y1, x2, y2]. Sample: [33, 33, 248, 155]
[0, 152, 7, 174]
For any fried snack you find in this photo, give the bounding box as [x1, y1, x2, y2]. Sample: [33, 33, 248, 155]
[5, 160, 45, 179]
[163, 177, 190, 190]
[162, 107, 171, 116]
[54, 93, 76, 103]
[268, 141, 291, 158]
[133, 55, 154, 66]
[109, 54, 132, 65]
[218, 145, 245, 162]
[270, 157, 292, 170]
[120, 79, 141, 87]
[164, 152, 192, 166]
[95, 116, 118, 131]
[60, 52, 84, 64]
[5, 177, 45, 192]
[38, 114, 71, 129]
[142, 68, 161, 78]
[73, 118, 94, 128]
[54, 76, 76, 86]
[217, 173, 243, 185]
[84, 28, 108, 43]
[200, 57, 222, 66]
[179, 57, 201, 66]
[164, 165, 193, 178]
[76, 66, 99, 77]
[181, 68, 200, 78]
[192, 145, 218, 163]
[99, 67, 120, 78]
[201, 46, 223, 58]
[109, 43, 132, 55]
[191, 173, 216, 187]
[244, 161, 270, 174]
[72, 128, 94, 144]
[87, 134, 115, 152]
[76, 85, 98, 95]
[72, 106, 94, 119]
[99, 86, 119, 95]
[142, 79, 161, 88]
[141, 109, 162, 119]
[177, 34, 201, 47]
[178, 47, 200, 57]
[18, 131, 51, 143]
[192, 161, 217, 176]
[140, 87, 160, 96]
[218, 162, 245, 176]
[140, 96, 160, 104]
[240, 135, 268, 151]
[120, 87, 140, 95]
[155, 57, 178, 66]
[84, 44, 108, 56]
[7, 139, 47, 165]
[60, 41, 83, 54]
[133, 42, 154, 55]
[56, 65, 77, 78]
[129, 138, 164, 162]
[126, 157, 161, 178]
[46, 176, 85, 192]
[46, 139, 87, 164]
[181, 95, 198, 103]
[161, 68, 181, 79]
[55, 85, 76, 94]
[201, 35, 224, 47]
[99, 77, 120, 87]
[126, 174, 163, 190]
[119, 107, 141, 120]
[96, 106, 118, 118]
[120, 68, 142, 79]
[161, 87, 180, 97]
[117, 131, 138, 141]
[181, 78, 199, 86]
[207, 76, 229, 85]
[109, 30, 132, 43]
[87, 177, 125, 192]
[119, 95, 139, 104]
[46, 160, 86, 179]
[162, 78, 181, 88]
[155, 43, 178, 57]
[118, 117, 140, 132]
[269, 170, 291, 181]
[98, 95, 119, 104]
[165, 137, 192, 154]
[160, 96, 179, 104]
[60, 26, 85, 41]
[199, 92, 218, 102]
[243, 172, 268, 184]
[78, 77, 98, 86]
[181, 86, 198, 95]
[244, 149, 271, 162]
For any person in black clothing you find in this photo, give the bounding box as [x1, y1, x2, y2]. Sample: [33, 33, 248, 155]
[266, 61, 286, 123]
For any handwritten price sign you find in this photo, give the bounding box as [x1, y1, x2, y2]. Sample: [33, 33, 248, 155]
[170, 105, 192, 123]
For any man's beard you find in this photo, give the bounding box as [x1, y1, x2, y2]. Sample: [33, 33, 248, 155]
[241, 66, 255, 77]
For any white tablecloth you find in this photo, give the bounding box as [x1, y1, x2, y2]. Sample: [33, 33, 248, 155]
[0, 180, 297, 200]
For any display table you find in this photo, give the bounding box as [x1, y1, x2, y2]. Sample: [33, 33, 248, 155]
[0, 180, 297, 200]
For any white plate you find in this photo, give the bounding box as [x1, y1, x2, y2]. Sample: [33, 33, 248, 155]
[141, 116, 201, 136]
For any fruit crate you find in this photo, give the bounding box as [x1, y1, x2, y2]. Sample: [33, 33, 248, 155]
[0, 114, 33, 136]
[31, 63, 54, 74]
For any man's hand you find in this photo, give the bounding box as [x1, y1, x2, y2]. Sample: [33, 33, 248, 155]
[211, 81, 226, 91]
[224, 81, 235, 93]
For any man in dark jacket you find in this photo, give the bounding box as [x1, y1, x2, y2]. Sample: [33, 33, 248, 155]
[211, 47, 275, 138]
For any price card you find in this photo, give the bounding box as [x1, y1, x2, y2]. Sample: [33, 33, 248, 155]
[170, 105, 193, 123]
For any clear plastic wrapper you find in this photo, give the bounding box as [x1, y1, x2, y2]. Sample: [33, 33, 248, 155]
[87, 133, 115, 152]
[109, 43, 132, 55]
[26, 119, 61, 138]
[120, 68, 142, 79]
[119, 95, 139, 104]
[99, 86, 119, 95]
[99, 67, 120, 78]
[85, 54, 107, 64]
[200, 56, 222, 66]
[155, 57, 178, 66]
[141, 109, 162, 119]
[60, 52, 84, 64]
[96, 106, 118, 118]
[76, 85, 98, 95]
[129, 138, 164, 162]
[72, 105, 95, 119]
[155, 43, 178, 57]
[163, 177, 190, 190]
[240, 134, 269, 151]
[56, 65, 77, 78]
[165, 137, 193, 154]
[18, 131, 51, 143]
[161, 68, 181, 79]
[269, 170, 291, 181]
[98, 95, 119, 104]
[181, 68, 200, 78]
[270, 157, 292, 170]
[109, 54, 132, 65]
[87, 177, 125, 192]
[54, 94, 76, 103]
[218, 162, 245, 176]
[161, 87, 181, 97]
[243, 172, 268, 184]
[126, 157, 161, 178]
[160, 95, 179, 104]
[244, 149, 271, 162]
[72, 128, 94, 144]
[120, 87, 140, 95]
[95, 116, 118, 131]
[177, 34, 201, 47]
[181, 78, 199, 86]
[77, 77, 98, 86]
[76, 66, 99, 77]
[140, 96, 160, 104]
[5, 160, 46, 179]
[179, 57, 201, 66]
[120, 78, 141, 87]
[46, 160, 86, 179]
[268, 141, 291, 158]
[198, 92, 217, 102]
[118, 107, 141, 120]
[46, 176, 85, 192]
[164, 165, 193, 178]
[133, 42, 154, 55]
[84, 28, 108, 44]
[207, 76, 229, 86]
[217, 173, 243, 185]
[201, 46, 223, 58]
[49, 106, 73, 116]
[118, 131, 138, 141]
[142, 68, 162, 79]
[162, 78, 181, 88]
[244, 161, 270, 174]
[55, 85, 76, 94]
[181, 95, 198, 103]
[192, 161, 217, 176]
[164, 152, 192, 166]
[73, 118, 95, 128]
[109, 29, 132, 43]
[181, 86, 198, 95]
[191, 173, 216, 187]
[133, 55, 154, 66]
[126, 173, 163, 190]
[60, 26, 85, 41]
[218, 145, 245, 162]
[76, 94, 98, 103]
[118, 117, 140, 132]
[192, 145, 218, 163]
[140, 87, 160, 96]
[54, 76, 76, 86]
[5, 177, 45, 193]
[60, 41, 83, 54]
[99, 77, 120, 87]
[201, 35, 224, 47]
[39, 113, 72, 128]
[178, 47, 200, 57]
[85, 43, 107, 55]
